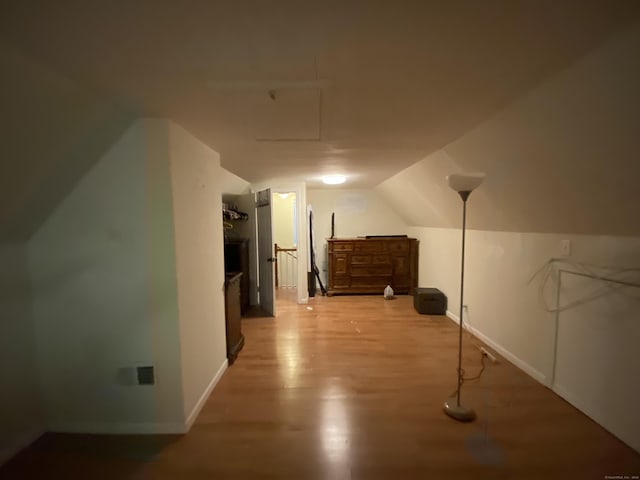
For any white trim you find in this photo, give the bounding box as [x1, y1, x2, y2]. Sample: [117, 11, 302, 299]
[0, 426, 45, 466]
[446, 310, 547, 385]
[552, 383, 591, 420]
[185, 358, 228, 430]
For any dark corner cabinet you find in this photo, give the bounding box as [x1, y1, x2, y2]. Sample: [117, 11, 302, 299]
[224, 272, 245, 364]
[224, 238, 249, 364]
[327, 237, 418, 296]
[224, 238, 250, 315]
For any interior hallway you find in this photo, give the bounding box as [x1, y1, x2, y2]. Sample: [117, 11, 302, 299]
[2, 293, 638, 479]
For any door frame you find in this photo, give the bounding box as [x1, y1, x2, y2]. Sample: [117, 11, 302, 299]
[253, 182, 309, 305]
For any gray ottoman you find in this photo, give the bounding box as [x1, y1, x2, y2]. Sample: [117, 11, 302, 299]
[413, 288, 447, 315]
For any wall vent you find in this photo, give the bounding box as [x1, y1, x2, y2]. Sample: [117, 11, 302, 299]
[136, 366, 155, 385]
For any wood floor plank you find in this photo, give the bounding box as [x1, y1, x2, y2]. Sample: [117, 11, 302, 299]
[1, 291, 638, 479]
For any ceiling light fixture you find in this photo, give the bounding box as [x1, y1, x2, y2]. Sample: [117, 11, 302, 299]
[322, 175, 346, 185]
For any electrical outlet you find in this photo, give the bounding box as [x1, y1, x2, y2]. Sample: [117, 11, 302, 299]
[480, 346, 497, 363]
[561, 239, 571, 256]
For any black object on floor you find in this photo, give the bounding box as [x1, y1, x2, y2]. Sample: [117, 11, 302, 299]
[414, 288, 447, 315]
[308, 210, 326, 296]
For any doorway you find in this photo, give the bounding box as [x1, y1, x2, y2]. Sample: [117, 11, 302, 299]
[253, 182, 309, 308]
[272, 191, 298, 300]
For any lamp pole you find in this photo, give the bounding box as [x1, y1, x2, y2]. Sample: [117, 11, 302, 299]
[443, 189, 476, 422]
[443, 172, 484, 422]
[456, 191, 470, 407]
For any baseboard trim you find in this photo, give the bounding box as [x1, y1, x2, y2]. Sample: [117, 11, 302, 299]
[552, 383, 640, 453]
[46, 360, 228, 436]
[0, 426, 46, 466]
[185, 358, 228, 431]
[446, 310, 460, 324]
[446, 310, 547, 385]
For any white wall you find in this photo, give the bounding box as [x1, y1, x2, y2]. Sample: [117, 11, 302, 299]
[409, 226, 640, 451]
[28, 119, 185, 434]
[308, 189, 409, 285]
[272, 192, 297, 287]
[410, 227, 640, 380]
[553, 270, 640, 453]
[143, 120, 186, 431]
[375, 22, 640, 453]
[167, 122, 228, 427]
[219, 167, 250, 196]
[0, 244, 44, 464]
[376, 19, 640, 451]
[272, 193, 296, 249]
[26, 118, 231, 437]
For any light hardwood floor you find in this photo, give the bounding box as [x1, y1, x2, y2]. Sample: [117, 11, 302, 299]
[2, 292, 639, 479]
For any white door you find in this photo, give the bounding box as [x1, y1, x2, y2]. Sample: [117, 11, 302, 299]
[256, 188, 275, 316]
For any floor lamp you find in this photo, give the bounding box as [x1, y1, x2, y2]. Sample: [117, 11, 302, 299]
[443, 172, 485, 422]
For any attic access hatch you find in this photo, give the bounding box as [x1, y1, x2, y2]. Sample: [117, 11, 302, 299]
[208, 80, 326, 142]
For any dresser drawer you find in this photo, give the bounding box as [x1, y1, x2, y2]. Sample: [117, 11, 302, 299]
[351, 276, 392, 288]
[372, 255, 391, 265]
[330, 241, 354, 252]
[351, 265, 392, 276]
[331, 275, 351, 288]
[353, 240, 388, 253]
[388, 240, 410, 254]
[351, 255, 371, 265]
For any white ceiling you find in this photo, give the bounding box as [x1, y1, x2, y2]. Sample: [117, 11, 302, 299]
[0, 1, 639, 239]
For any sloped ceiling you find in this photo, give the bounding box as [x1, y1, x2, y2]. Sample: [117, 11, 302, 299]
[0, 42, 135, 241]
[0, 1, 639, 240]
[377, 22, 640, 236]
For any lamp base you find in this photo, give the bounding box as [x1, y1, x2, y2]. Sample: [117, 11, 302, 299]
[443, 399, 476, 422]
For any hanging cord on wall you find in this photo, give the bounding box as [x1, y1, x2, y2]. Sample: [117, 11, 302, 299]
[528, 258, 640, 313]
[457, 257, 640, 411]
[456, 256, 640, 413]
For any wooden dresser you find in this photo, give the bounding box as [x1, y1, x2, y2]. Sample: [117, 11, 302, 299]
[327, 237, 418, 296]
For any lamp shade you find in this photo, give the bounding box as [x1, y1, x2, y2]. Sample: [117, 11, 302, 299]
[447, 173, 486, 193]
